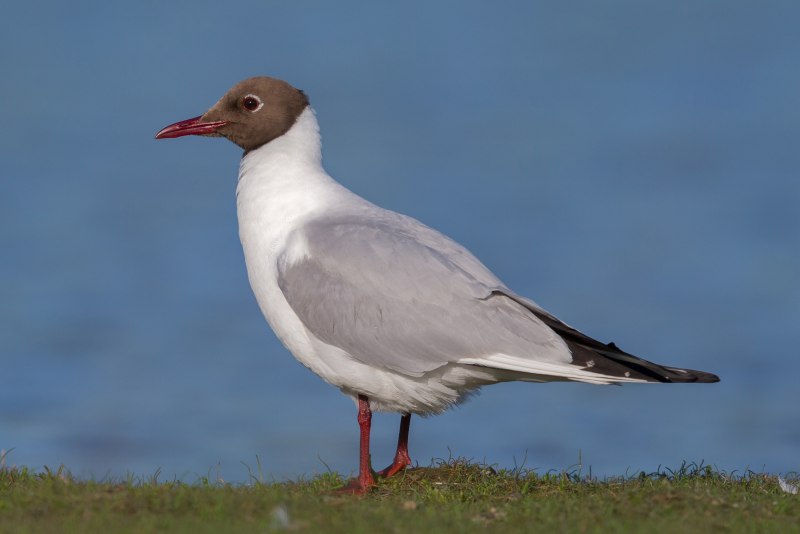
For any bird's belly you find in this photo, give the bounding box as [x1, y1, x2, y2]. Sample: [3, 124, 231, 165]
[240, 244, 497, 414]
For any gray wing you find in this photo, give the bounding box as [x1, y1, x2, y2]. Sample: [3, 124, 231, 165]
[276, 213, 571, 377]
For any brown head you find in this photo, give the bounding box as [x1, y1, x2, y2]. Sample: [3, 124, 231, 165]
[155, 76, 309, 152]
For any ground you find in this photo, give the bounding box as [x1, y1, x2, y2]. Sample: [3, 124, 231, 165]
[1, 459, 798, 533]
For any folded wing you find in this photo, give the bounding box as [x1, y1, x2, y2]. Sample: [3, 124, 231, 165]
[277, 213, 719, 384]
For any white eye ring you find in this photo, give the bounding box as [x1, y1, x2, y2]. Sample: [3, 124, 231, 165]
[242, 94, 264, 112]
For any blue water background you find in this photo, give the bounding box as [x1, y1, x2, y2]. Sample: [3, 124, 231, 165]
[1, 1, 798, 482]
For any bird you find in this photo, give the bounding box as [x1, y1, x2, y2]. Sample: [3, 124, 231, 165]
[155, 76, 719, 494]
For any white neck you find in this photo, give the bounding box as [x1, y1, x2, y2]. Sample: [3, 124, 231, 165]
[236, 106, 345, 206]
[238, 106, 323, 182]
[235, 106, 365, 262]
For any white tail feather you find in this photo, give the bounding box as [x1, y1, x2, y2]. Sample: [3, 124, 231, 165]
[458, 354, 650, 385]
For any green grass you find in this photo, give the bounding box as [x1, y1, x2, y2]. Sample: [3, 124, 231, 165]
[1, 458, 798, 533]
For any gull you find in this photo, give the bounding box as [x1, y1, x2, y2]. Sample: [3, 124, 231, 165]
[155, 76, 719, 493]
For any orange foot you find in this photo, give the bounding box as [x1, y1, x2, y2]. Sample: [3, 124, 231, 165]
[377, 450, 412, 478]
[331, 472, 376, 495]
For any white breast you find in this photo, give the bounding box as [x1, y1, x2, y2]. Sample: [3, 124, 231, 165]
[235, 108, 346, 373]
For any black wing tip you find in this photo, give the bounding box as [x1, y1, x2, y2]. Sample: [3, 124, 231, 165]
[508, 296, 721, 385]
[602, 341, 721, 383]
[663, 367, 720, 383]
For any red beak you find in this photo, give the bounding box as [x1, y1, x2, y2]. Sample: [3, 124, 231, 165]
[154, 116, 227, 139]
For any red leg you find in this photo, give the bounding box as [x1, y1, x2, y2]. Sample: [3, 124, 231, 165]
[378, 413, 412, 478]
[336, 395, 376, 494]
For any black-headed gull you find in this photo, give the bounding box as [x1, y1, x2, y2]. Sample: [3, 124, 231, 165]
[156, 76, 719, 493]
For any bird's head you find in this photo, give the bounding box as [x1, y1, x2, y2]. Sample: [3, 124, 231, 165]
[155, 76, 309, 152]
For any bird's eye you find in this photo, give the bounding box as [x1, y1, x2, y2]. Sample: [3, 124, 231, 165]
[242, 95, 263, 112]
